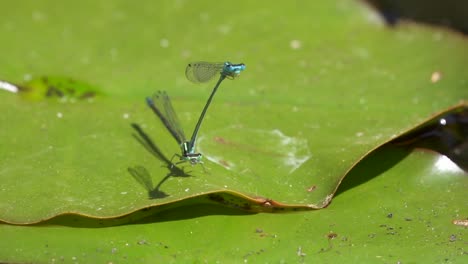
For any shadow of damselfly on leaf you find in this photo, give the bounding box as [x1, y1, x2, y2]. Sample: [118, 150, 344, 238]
[129, 123, 191, 199]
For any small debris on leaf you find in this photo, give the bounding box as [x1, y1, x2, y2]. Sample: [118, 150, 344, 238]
[452, 219, 468, 227]
[327, 232, 338, 239]
[431, 71, 442, 83]
[449, 234, 457, 242]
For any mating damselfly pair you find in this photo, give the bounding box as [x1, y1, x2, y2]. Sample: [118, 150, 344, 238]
[146, 61, 246, 167]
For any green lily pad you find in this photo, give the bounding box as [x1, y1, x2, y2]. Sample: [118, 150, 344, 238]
[0, 0, 467, 262]
[0, 149, 466, 263]
[0, 0, 466, 226]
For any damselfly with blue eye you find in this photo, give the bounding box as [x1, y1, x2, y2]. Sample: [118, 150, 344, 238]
[146, 61, 245, 166]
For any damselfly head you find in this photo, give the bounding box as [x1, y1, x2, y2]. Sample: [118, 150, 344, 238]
[180, 152, 202, 165]
[223, 62, 246, 79]
[189, 154, 202, 165]
[180, 142, 201, 164]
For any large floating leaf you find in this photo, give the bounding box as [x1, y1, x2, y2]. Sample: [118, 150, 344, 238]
[1, 0, 467, 263]
[0, 150, 466, 263]
[0, 0, 466, 226]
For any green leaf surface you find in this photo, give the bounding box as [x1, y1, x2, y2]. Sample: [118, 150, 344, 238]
[1, 0, 467, 224]
[0, 149, 466, 263]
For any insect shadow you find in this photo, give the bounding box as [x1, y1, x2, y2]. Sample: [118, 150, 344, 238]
[128, 123, 191, 199]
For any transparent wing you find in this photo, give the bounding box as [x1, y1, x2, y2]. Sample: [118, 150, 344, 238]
[185, 62, 225, 83]
[146, 91, 186, 144]
[161, 92, 186, 143]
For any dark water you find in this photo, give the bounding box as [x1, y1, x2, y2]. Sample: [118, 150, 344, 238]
[392, 106, 468, 171]
[365, 0, 468, 35]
